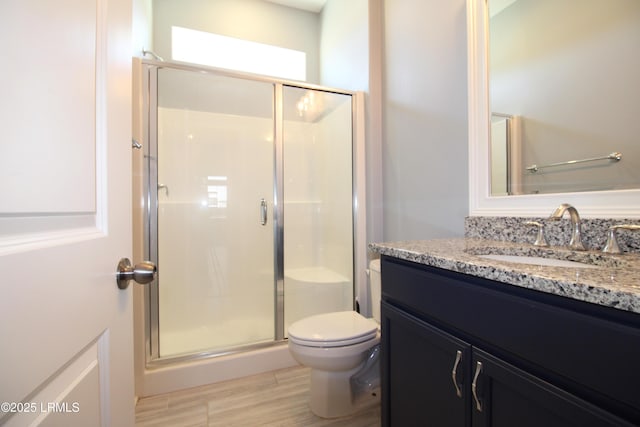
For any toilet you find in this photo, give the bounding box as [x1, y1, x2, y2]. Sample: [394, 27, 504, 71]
[287, 259, 382, 418]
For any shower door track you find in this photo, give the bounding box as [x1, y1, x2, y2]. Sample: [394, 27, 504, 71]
[140, 59, 359, 366]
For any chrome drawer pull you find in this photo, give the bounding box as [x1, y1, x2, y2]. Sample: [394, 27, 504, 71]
[451, 350, 463, 398]
[472, 361, 483, 412]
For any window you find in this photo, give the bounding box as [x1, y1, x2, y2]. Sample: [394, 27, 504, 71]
[206, 176, 228, 209]
[172, 26, 306, 81]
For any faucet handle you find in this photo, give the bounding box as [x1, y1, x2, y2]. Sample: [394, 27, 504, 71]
[524, 221, 549, 247]
[603, 224, 640, 254]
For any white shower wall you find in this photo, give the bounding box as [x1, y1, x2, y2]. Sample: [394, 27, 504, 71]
[317, 101, 355, 278]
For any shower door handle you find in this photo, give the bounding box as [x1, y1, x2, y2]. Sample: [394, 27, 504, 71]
[116, 258, 157, 289]
[260, 198, 268, 225]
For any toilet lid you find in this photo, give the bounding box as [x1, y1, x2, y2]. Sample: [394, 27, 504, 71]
[288, 311, 379, 348]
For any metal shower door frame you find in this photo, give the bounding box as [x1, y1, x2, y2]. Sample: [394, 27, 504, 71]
[140, 59, 358, 366]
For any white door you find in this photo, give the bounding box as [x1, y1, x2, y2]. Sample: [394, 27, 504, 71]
[0, 0, 134, 426]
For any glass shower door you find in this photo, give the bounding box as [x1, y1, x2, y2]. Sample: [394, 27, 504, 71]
[153, 67, 275, 358]
[282, 86, 355, 332]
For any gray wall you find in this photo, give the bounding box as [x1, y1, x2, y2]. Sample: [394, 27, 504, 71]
[320, 1, 369, 92]
[319, 0, 383, 248]
[144, 0, 471, 242]
[382, 0, 469, 240]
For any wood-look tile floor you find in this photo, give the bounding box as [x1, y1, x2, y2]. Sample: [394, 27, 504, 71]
[135, 365, 381, 426]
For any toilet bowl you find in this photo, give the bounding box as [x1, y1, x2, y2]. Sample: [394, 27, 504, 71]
[287, 260, 382, 418]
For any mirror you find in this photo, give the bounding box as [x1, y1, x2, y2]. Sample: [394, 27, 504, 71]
[468, 0, 640, 218]
[489, 0, 640, 196]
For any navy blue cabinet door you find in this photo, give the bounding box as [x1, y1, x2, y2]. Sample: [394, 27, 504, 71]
[381, 302, 471, 427]
[470, 348, 633, 427]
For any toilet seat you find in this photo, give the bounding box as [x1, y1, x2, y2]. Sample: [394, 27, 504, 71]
[288, 311, 379, 348]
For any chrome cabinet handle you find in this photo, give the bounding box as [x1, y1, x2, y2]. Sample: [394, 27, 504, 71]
[116, 258, 157, 289]
[472, 361, 483, 412]
[451, 350, 463, 398]
[260, 198, 268, 225]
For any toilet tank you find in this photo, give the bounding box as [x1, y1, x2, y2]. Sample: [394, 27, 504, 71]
[369, 259, 381, 322]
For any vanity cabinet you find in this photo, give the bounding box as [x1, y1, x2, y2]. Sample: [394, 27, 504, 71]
[380, 256, 640, 427]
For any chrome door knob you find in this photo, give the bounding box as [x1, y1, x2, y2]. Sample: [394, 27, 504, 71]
[116, 258, 157, 289]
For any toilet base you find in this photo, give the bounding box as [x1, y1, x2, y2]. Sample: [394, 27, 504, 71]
[309, 367, 379, 418]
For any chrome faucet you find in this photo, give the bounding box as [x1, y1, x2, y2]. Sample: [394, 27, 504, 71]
[548, 204, 586, 251]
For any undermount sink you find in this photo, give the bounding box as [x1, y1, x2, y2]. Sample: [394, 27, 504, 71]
[477, 254, 599, 269]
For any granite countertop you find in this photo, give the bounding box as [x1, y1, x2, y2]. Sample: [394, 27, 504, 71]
[369, 238, 640, 314]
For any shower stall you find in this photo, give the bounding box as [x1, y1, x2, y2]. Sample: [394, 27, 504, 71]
[135, 58, 365, 379]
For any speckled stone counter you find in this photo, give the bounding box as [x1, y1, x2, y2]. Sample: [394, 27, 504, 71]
[369, 238, 640, 314]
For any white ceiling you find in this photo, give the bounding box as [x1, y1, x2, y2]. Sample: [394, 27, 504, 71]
[263, 0, 327, 13]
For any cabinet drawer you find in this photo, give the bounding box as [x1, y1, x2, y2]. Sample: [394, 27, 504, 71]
[381, 256, 640, 422]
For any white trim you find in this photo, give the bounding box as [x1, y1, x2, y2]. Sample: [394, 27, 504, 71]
[353, 91, 368, 315]
[467, 0, 640, 219]
[0, 226, 104, 257]
[367, 0, 384, 245]
[7, 341, 101, 427]
[140, 344, 296, 397]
